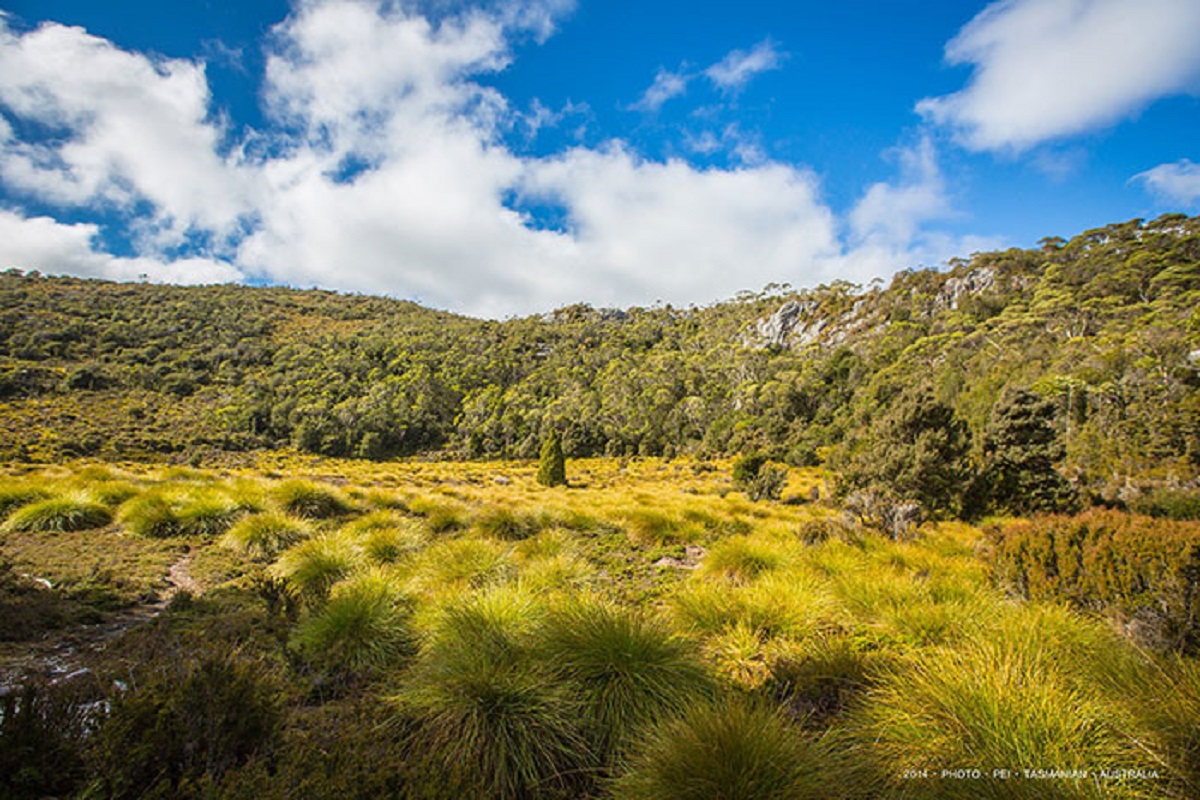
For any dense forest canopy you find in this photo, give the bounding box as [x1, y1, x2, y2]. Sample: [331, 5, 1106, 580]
[1, 214, 1198, 500]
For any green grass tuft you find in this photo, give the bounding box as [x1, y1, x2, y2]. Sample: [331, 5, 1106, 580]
[537, 599, 714, 761]
[0, 485, 50, 520]
[175, 495, 244, 538]
[118, 494, 179, 538]
[611, 698, 831, 800]
[272, 532, 363, 602]
[271, 480, 351, 519]
[394, 588, 585, 799]
[221, 512, 311, 560]
[291, 569, 415, 672]
[4, 496, 113, 533]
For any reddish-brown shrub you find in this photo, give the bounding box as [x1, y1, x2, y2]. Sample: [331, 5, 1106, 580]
[986, 509, 1200, 652]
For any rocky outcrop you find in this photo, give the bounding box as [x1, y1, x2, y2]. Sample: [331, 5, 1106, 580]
[936, 267, 995, 310]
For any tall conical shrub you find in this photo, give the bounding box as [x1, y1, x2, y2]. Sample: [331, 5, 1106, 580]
[537, 431, 567, 487]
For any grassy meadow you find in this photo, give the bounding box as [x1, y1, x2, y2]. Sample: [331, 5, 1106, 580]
[1, 455, 1198, 798]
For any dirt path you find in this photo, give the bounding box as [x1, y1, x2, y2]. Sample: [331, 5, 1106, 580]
[0, 553, 199, 693]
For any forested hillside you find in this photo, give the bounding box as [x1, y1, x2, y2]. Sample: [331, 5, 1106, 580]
[2, 214, 1198, 500]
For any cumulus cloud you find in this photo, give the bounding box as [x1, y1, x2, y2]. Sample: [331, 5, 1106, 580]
[842, 138, 1004, 280]
[631, 68, 690, 112]
[0, 15, 257, 247]
[0, 209, 242, 284]
[705, 39, 783, 92]
[918, 0, 1200, 152]
[0, 1, 979, 317]
[1134, 160, 1200, 207]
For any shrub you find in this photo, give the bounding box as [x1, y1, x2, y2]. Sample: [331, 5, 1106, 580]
[4, 496, 112, 533]
[271, 480, 350, 519]
[291, 570, 415, 673]
[1129, 488, 1200, 521]
[89, 651, 282, 799]
[222, 513, 311, 560]
[118, 494, 179, 538]
[973, 387, 1077, 516]
[537, 600, 713, 762]
[732, 454, 788, 502]
[536, 431, 567, 487]
[986, 510, 1200, 652]
[611, 698, 830, 800]
[833, 384, 972, 519]
[0, 681, 93, 799]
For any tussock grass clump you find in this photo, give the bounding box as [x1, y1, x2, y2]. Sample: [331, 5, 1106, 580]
[222, 513, 311, 560]
[118, 494, 178, 538]
[271, 480, 351, 519]
[4, 496, 113, 533]
[410, 537, 513, 596]
[700, 535, 784, 583]
[538, 600, 713, 760]
[341, 510, 408, 537]
[395, 589, 585, 799]
[672, 573, 841, 640]
[623, 508, 692, 546]
[176, 495, 244, 537]
[770, 635, 887, 725]
[291, 569, 415, 672]
[81, 480, 139, 507]
[611, 698, 831, 800]
[361, 524, 427, 565]
[475, 507, 549, 541]
[0, 485, 50, 519]
[272, 532, 363, 602]
[856, 630, 1149, 799]
[407, 495, 468, 533]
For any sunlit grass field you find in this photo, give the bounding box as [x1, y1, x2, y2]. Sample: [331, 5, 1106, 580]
[2, 455, 1197, 798]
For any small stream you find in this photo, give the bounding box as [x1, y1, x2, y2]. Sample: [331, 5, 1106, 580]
[0, 554, 196, 695]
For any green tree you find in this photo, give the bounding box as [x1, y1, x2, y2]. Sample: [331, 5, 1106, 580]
[836, 385, 972, 518]
[537, 430, 567, 487]
[975, 388, 1076, 515]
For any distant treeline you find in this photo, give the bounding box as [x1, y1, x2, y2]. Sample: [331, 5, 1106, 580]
[1, 214, 1198, 497]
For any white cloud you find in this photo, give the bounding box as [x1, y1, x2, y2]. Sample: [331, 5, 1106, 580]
[0, 209, 242, 283]
[843, 138, 1003, 279]
[705, 39, 783, 92]
[1134, 159, 1200, 207]
[918, 0, 1200, 152]
[0, 16, 256, 247]
[0, 1, 980, 318]
[631, 67, 690, 112]
[521, 145, 844, 306]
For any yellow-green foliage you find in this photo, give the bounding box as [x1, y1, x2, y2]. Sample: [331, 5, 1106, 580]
[291, 569, 415, 672]
[271, 480, 351, 519]
[8, 457, 1200, 798]
[611, 698, 832, 800]
[221, 512, 311, 560]
[4, 496, 112, 533]
[272, 532, 363, 602]
[118, 493, 179, 538]
[0, 485, 50, 519]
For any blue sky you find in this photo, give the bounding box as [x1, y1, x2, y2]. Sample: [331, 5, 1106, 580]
[1, 0, 1198, 317]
